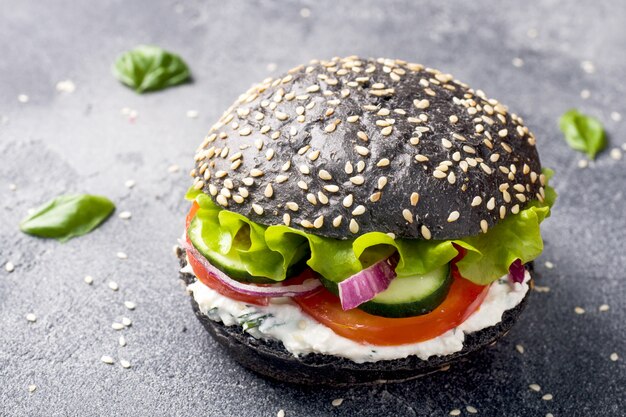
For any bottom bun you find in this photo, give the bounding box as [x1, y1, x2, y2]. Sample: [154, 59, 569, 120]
[178, 249, 532, 386]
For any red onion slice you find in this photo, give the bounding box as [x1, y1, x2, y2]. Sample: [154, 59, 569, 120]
[179, 239, 322, 298]
[508, 259, 525, 284]
[338, 256, 398, 311]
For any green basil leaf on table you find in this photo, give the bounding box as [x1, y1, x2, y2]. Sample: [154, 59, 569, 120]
[20, 194, 115, 242]
[113, 45, 191, 93]
[558, 109, 606, 159]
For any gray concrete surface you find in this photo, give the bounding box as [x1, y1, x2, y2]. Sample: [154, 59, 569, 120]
[1, 0, 624, 416]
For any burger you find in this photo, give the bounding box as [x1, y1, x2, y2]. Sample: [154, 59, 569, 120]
[177, 56, 556, 386]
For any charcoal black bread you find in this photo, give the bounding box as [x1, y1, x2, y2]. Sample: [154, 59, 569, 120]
[178, 250, 533, 386]
[190, 56, 547, 240]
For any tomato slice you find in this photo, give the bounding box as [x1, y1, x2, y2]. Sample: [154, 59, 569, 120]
[185, 203, 489, 345]
[186, 201, 199, 230]
[294, 266, 489, 346]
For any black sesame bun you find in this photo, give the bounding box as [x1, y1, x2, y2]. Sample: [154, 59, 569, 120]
[179, 251, 533, 386]
[190, 56, 543, 240]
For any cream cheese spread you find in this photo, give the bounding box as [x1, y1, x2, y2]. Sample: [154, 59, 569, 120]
[183, 262, 529, 364]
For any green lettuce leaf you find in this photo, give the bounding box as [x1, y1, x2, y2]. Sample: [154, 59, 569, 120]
[187, 182, 556, 285]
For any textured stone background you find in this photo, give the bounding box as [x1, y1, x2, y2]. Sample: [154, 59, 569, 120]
[1, 1, 624, 416]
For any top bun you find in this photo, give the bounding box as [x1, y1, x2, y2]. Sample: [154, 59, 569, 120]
[190, 56, 545, 240]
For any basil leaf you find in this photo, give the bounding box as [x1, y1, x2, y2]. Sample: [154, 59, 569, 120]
[113, 45, 191, 93]
[20, 194, 115, 242]
[559, 109, 606, 159]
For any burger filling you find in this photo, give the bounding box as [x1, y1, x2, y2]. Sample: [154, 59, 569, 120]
[180, 173, 555, 359]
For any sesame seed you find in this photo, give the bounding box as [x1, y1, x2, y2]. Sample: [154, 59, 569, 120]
[499, 205, 506, 219]
[381, 126, 393, 136]
[610, 148, 623, 160]
[314, 215, 324, 228]
[480, 163, 493, 174]
[515, 344, 525, 354]
[306, 193, 317, 205]
[216, 195, 228, 207]
[332, 216, 343, 227]
[349, 219, 359, 234]
[264, 185, 274, 198]
[370, 192, 382, 202]
[282, 213, 291, 226]
[324, 123, 337, 133]
[421, 225, 432, 240]
[611, 111, 622, 122]
[480, 220, 488, 233]
[449, 410, 461, 416]
[275, 111, 288, 121]
[574, 307, 585, 314]
[118, 211, 132, 220]
[297, 180, 308, 190]
[112, 322, 124, 330]
[308, 150, 320, 161]
[402, 209, 413, 223]
[238, 127, 252, 136]
[250, 168, 264, 177]
[350, 175, 365, 185]
[447, 211, 460, 222]
[610, 352, 619, 361]
[466, 405, 478, 414]
[441, 138, 453, 148]
[26, 313, 37, 322]
[414, 99, 430, 109]
[342, 194, 354, 207]
[347, 115, 359, 123]
[101, 355, 114, 365]
[529, 383, 541, 392]
[577, 159, 589, 169]
[5, 261, 15, 272]
[18, 94, 29, 103]
[433, 170, 446, 179]
[449, 115, 458, 124]
[415, 154, 429, 162]
[447, 172, 456, 184]
[355, 145, 369, 156]
[252, 204, 264, 215]
[344, 161, 353, 174]
[28, 384, 37, 393]
[120, 359, 131, 369]
[298, 164, 310, 175]
[324, 184, 339, 193]
[599, 304, 610, 312]
[275, 175, 288, 183]
[376, 158, 390, 167]
[286, 202, 299, 211]
[471, 196, 482, 207]
[332, 398, 344, 407]
[377, 176, 388, 189]
[542, 394, 553, 401]
[486, 197, 495, 210]
[410, 192, 419, 206]
[351, 205, 366, 216]
[277, 410, 285, 417]
[301, 219, 314, 228]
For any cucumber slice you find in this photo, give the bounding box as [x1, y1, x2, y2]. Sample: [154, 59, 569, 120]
[320, 264, 452, 318]
[187, 217, 308, 284]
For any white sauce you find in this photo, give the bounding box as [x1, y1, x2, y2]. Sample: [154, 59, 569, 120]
[183, 262, 529, 363]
